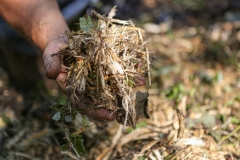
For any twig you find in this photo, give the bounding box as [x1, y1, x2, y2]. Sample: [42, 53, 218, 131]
[218, 125, 240, 146]
[6, 127, 28, 149]
[170, 145, 191, 160]
[176, 109, 185, 139]
[122, 94, 130, 132]
[103, 125, 123, 160]
[64, 130, 81, 158]
[14, 152, 40, 160]
[146, 47, 151, 86]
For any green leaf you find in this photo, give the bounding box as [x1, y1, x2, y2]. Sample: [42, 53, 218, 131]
[127, 121, 148, 133]
[87, 16, 93, 27]
[61, 143, 68, 150]
[224, 98, 235, 107]
[79, 16, 93, 34]
[57, 97, 67, 106]
[52, 112, 61, 121]
[50, 97, 67, 111]
[136, 121, 147, 128]
[70, 134, 86, 155]
[231, 116, 240, 124]
[0, 113, 11, 124]
[165, 83, 185, 101]
[137, 156, 146, 160]
[81, 114, 89, 127]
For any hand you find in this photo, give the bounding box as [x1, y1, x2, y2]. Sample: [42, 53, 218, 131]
[43, 38, 115, 120]
[0, 0, 115, 120]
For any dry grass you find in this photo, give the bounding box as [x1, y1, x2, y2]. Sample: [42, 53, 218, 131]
[59, 7, 150, 130]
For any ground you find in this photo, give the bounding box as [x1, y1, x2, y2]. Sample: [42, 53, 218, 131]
[1, 0, 240, 160]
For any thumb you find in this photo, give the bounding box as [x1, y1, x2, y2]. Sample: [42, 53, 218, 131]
[43, 39, 64, 79]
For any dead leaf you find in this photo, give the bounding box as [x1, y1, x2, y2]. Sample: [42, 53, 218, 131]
[116, 91, 150, 129]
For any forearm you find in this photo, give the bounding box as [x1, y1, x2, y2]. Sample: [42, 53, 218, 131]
[0, 0, 69, 51]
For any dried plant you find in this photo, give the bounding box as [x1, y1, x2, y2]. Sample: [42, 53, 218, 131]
[59, 6, 150, 130]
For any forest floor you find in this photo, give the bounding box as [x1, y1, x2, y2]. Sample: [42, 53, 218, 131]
[1, 0, 240, 159]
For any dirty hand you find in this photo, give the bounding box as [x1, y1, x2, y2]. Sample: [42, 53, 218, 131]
[0, 0, 113, 119]
[43, 38, 115, 120]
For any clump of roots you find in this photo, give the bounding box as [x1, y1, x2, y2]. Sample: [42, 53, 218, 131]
[59, 6, 150, 129]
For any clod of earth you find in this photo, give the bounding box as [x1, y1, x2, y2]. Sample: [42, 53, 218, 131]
[58, 6, 150, 130]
